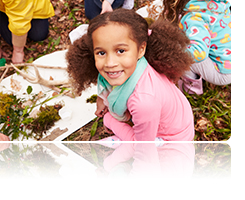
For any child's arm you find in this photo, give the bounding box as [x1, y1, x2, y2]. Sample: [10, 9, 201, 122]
[95, 96, 108, 118]
[180, 13, 211, 63]
[101, 0, 114, 14]
[103, 93, 161, 141]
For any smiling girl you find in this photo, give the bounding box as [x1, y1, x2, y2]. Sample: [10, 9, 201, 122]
[66, 9, 195, 141]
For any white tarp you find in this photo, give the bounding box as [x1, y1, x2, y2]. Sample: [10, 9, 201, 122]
[0, 50, 97, 141]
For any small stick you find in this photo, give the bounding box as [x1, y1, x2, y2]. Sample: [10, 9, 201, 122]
[0, 66, 9, 83]
[1, 63, 67, 70]
[48, 85, 75, 98]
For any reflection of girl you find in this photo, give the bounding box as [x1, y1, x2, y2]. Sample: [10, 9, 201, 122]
[66, 9, 194, 141]
[102, 143, 195, 178]
[162, 0, 231, 94]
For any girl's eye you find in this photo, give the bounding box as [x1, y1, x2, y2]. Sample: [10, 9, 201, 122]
[117, 49, 125, 54]
[98, 51, 105, 56]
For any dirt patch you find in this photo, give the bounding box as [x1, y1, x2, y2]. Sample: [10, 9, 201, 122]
[63, 119, 114, 141]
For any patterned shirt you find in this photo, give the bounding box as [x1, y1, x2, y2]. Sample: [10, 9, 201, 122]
[179, 0, 231, 74]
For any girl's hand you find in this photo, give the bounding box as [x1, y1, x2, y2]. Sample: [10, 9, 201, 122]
[0, 133, 10, 152]
[0, 133, 10, 142]
[101, 0, 113, 15]
[95, 96, 108, 117]
[12, 46, 24, 64]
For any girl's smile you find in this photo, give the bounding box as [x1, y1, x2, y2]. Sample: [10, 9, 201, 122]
[105, 70, 124, 79]
[92, 23, 146, 86]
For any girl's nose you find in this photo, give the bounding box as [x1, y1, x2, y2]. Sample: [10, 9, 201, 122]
[105, 54, 118, 68]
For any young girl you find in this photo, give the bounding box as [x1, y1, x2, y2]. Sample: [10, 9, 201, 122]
[162, 0, 231, 94]
[66, 9, 194, 141]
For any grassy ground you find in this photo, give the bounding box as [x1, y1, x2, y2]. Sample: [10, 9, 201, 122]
[0, 0, 231, 141]
[185, 82, 231, 141]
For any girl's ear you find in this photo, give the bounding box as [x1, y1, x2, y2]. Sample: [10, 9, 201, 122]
[138, 41, 147, 59]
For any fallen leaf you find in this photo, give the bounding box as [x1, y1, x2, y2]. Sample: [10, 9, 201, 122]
[37, 91, 45, 99]
[10, 78, 22, 91]
[58, 15, 66, 22]
[195, 117, 209, 132]
[21, 100, 33, 108]
[52, 92, 59, 96]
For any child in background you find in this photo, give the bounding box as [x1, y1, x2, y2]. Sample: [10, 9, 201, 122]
[0, 0, 54, 63]
[85, 0, 134, 20]
[66, 9, 194, 141]
[162, 0, 231, 94]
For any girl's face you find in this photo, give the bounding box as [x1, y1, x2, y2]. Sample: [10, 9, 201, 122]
[92, 23, 146, 86]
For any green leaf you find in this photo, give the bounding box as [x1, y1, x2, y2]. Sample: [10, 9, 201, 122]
[26, 86, 33, 94]
[22, 105, 30, 116]
[68, 12, 73, 20]
[71, 8, 80, 12]
[90, 121, 98, 137]
[22, 117, 34, 125]
[54, 36, 61, 46]
[90, 147, 98, 165]
[26, 47, 36, 51]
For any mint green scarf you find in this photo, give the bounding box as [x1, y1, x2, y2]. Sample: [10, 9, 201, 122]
[97, 56, 148, 121]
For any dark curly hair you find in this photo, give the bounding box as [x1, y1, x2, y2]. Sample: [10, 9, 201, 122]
[66, 8, 194, 95]
[161, 0, 191, 25]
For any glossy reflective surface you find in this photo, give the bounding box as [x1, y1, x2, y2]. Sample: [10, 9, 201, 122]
[0, 142, 230, 179]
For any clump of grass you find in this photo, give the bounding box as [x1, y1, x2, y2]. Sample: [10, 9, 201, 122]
[184, 81, 231, 141]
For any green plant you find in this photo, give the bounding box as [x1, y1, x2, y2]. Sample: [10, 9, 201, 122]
[183, 81, 231, 141]
[0, 86, 65, 140]
[90, 117, 102, 137]
[26, 105, 62, 140]
[0, 92, 26, 140]
[44, 36, 61, 55]
[86, 94, 97, 103]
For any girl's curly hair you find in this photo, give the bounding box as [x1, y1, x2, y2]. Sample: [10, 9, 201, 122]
[66, 8, 194, 95]
[161, 0, 191, 25]
[146, 18, 194, 82]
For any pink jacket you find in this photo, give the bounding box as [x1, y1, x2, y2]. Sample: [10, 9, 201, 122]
[103, 64, 194, 141]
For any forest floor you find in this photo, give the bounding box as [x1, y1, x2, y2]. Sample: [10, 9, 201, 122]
[0, 0, 231, 141]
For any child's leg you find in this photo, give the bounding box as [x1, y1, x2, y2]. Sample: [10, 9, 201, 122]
[111, 0, 125, 9]
[178, 74, 203, 95]
[0, 12, 49, 45]
[28, 19, 49, 42]
[190, 57, 231, 86]
[84, 0, 102, 20]
[179, 57, 231, 95]
[0, 11, 12, 45]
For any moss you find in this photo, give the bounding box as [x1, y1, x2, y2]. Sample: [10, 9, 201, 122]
[86, 94, 97, 103]
[0, 92, 15, 116]
[27, 105, 62, 140]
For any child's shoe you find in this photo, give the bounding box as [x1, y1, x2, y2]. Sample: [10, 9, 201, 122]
[178, 75, 203, 95]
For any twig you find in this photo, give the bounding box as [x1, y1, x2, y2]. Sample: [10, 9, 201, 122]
[48, 85, 75, 98]
[10, 63, 70, 86]
[0, 65, 9, 83]
[1, 63, 67, 70]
